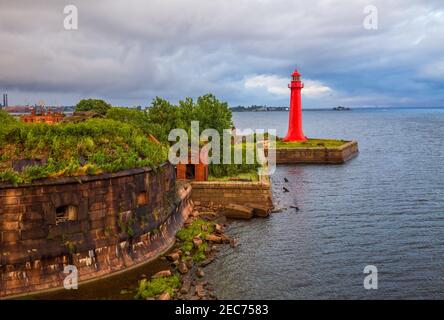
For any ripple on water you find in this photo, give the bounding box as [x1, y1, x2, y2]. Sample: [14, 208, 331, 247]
[205, 109, 444, 299]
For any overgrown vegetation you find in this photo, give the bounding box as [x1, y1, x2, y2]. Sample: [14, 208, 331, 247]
[0, 93, 262, 185]
[208, 141, 261, 179]
[276, 138, 348, 149]
[107, 94, 233, 144]
[176, 218, 215, 262]
[135, 274, 181, 299]
[0, 118, 167, 185]
[106, 94, 259, 180]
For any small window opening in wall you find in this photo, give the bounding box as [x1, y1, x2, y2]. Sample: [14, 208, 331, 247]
[137, 192, 148, 207]
[55, 205, 78, 225]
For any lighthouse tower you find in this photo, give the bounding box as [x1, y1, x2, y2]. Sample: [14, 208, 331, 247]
[282, 70, 307, 142]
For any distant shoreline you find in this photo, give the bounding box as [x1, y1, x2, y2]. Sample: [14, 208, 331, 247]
[231, 106, 444, 112]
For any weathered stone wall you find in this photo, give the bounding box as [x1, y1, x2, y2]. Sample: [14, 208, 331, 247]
[190, 175, 273, 209]
[273, 141, 359, 164]
[0, 163, 193, 298]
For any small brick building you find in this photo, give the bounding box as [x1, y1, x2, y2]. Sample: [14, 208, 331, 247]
[20, 107, 64, 124]
[176, 147, 209, 181]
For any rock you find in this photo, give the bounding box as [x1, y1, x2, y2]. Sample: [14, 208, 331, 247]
[209, 292, 217, 299]
[193, 236, 203, 248]
[271, 206, 283, 213]
[185, 259, 193, 269]
[229, 238, 239, 248]
[200, 256, 215, 267]
[196, 268, 205, 278]
[246, 203, 271, 218]
[220, 234, 232, 244]
[215, 223, 223, 233]
[157, 292, 171, 300]
[214, 215, 227, 224]
[172, 248, 183, 256]
[198, 211, 217, 220]
[192, 210, 200, 218]
[197, 280, 208, 287]
[201, 224, 208, 232]
[152, 269, 172, 279]
[194, 201, 201, 206]
[195, 284, 206, 298]
[180, 278, 192, 294]
[205, 234, 222, 243]
[166, 252, 180, 262]
[222, 204, 254, 219]
[178, 261, 188, 274]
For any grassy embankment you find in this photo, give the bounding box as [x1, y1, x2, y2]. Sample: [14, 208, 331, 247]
[276, 138, 348, 149]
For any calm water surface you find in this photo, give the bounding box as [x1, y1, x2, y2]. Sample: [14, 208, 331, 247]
[206, 108, 444, 299]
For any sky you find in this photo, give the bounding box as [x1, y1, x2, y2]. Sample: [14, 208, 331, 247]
[0, 0, 443, 108]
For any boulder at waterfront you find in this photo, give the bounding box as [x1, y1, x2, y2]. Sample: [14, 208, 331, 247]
[222, 204, 254, 219]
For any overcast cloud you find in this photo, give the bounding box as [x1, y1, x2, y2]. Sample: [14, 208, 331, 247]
[0, 0, 443, 108]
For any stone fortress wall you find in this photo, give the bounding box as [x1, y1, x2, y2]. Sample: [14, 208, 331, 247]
[0, 163, 193, 298]
[273, 141, 359, 164]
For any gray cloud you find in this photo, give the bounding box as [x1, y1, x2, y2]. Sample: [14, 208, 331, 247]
[0, 0, 443, 107]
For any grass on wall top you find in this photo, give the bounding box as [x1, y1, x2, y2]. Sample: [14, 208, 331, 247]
[276, 138, 349, 149]
[0, 111, 168, 186]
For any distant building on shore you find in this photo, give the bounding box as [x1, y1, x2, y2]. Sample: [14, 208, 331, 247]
[20, 107, 64, 124]
[231, 105, 289, 112]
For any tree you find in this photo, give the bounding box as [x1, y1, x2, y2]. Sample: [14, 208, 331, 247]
[193, 93, 233, 136]
[146, 94, 233, 143]
[177, 97, 195, 136]
[106, 107, 153, 135]
[75, 99, 111, 115]
[146, 97, 181, 143]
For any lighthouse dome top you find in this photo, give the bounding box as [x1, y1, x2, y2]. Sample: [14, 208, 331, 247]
[291, 70, 301, 81]
[291, 70, 301, 77]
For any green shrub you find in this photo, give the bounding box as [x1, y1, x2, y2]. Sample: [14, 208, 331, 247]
[209, 141, 260, 179]
[135, 274, 181, 299]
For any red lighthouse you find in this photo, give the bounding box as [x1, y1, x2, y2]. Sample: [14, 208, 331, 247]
[283, 70, 307, 142]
